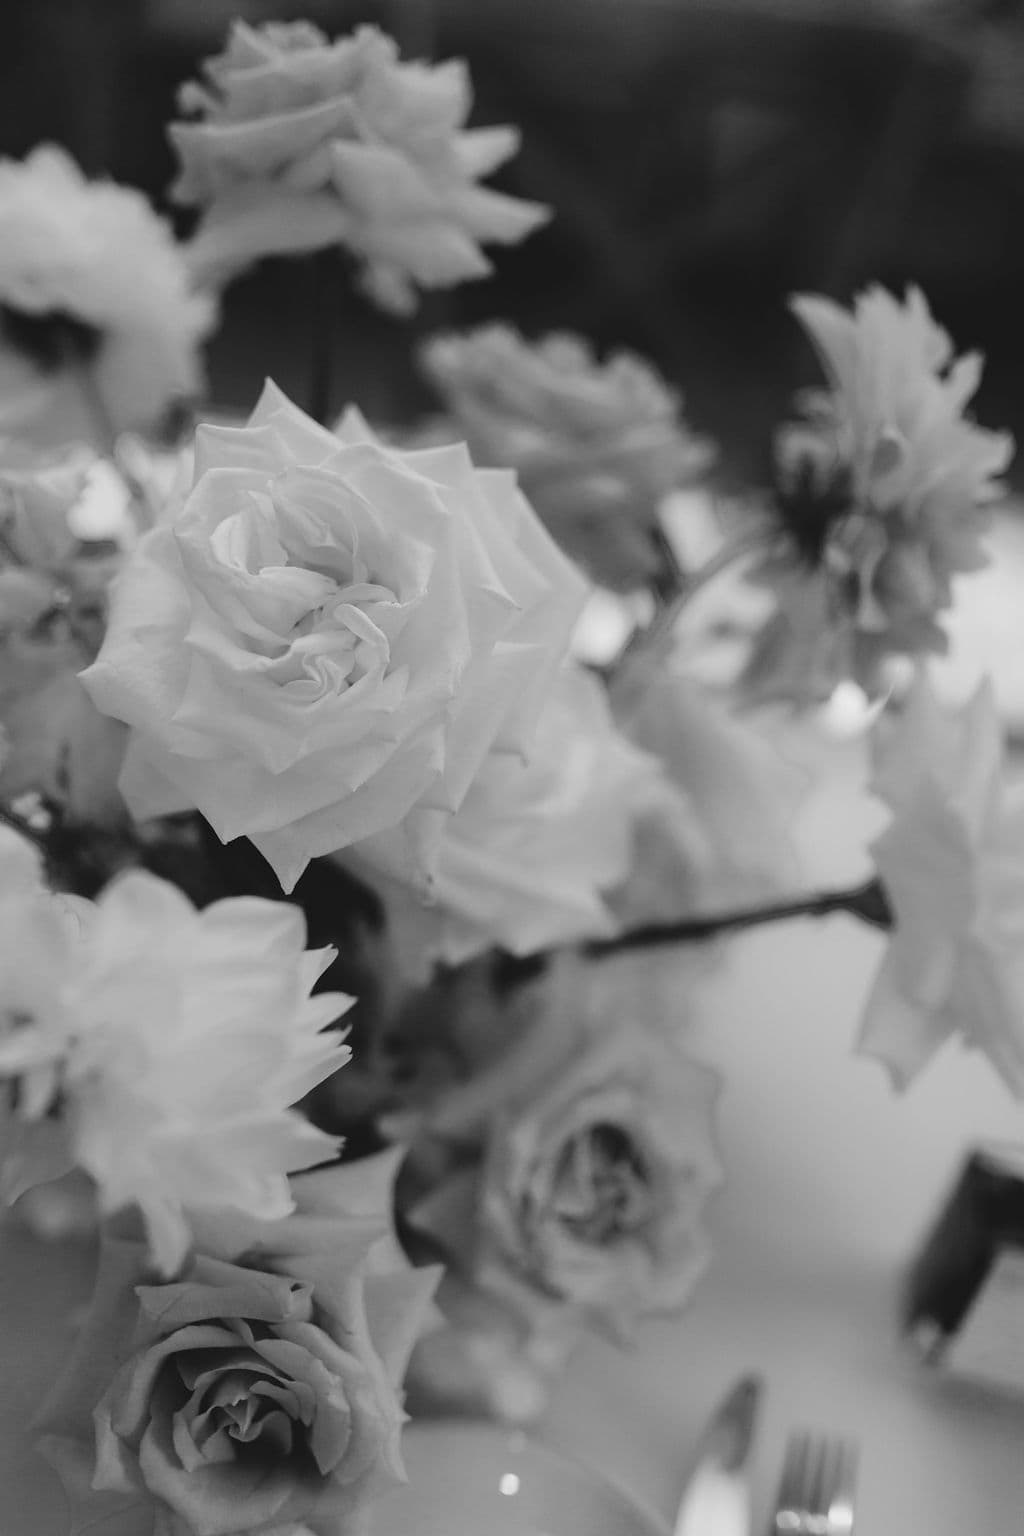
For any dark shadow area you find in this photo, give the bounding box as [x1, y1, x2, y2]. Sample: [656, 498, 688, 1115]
[3, 0, 1024, 486]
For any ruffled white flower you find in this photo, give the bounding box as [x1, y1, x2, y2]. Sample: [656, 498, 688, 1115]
[82, 382, 588, 895]
[422, 326, 713, 591]
[0, 145, 215, 439]
[172, 21, 548, 313]
[0, 863, 353, 1273]
[860, 668, 1024, 1093]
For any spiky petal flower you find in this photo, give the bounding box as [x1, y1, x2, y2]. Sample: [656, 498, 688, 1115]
[0, 856, 353, 1273]
[747, 287, 1013, 701]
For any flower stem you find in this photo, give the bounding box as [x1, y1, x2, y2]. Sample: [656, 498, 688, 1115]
[586, 875, 893, 957]
[608, 517, 779, 686]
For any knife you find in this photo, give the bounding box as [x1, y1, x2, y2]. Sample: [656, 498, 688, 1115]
[672, 1374, 764, 1536]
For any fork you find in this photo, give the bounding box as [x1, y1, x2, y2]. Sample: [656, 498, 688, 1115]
[768, 1430, 859, 1535]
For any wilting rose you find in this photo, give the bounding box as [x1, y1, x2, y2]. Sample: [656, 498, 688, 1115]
[172, 21, 547, 313]
[400, 952, 722, 1343]
[81, 382, 587, 894]
[36, 1156, 440, 1536]
[421, 326, 713, 591]
[0, 144, 214, 441]
[355, 664, 682, 972]
[860, 668, 1024, 1094]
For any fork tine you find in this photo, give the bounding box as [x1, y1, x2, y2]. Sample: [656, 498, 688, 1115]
[824, 1438, 859, 1534]
[771, 1432, 809, 1534]
[805, 1433, 829, 1522]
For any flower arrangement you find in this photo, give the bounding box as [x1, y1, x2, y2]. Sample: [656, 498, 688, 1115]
[0, 14, 1021, 1534]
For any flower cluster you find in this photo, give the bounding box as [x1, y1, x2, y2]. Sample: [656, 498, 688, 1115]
[172, 20, 548, 312]
[422, 325, 713, 591]
[1, 12, 1023, 1532]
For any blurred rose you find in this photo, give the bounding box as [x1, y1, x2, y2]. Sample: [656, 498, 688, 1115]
[422, 326, 714, 591]
[860, 668, 1024, 1093]
[0, 145, 214, 441]
[172, 21, 547, 313]
[355, 664, 682, 972]
[37, 1156, 440, 1536]
[399, 952, 722, 1344]
[749, 287, 1013, 700]
[82, 382, 587, 895]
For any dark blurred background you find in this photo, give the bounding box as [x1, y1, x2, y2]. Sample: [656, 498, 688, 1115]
[6, 0, 1024, 485]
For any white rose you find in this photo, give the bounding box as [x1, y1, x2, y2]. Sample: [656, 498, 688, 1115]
[172, 21, 548, 313]
[422, 326, 713, 590]
[81, 382, 587, 893]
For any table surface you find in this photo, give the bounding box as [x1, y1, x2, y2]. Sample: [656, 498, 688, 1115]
[5, 716, 1024, 1535]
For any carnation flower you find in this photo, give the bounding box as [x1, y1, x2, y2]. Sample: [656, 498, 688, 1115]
[354, 664, 678, 971]
[398, 951, 722, 1347]
[37, 1154, 439, 1536]
[82, 382, 587, 895]
[172, 21, 548, 313]
[860, 668, 1024, 1092]
[0, 145, 215, 439]
[746, 286, 1013, 701]
[422, 326, 713, 591]
[0, 865, 353, 1272]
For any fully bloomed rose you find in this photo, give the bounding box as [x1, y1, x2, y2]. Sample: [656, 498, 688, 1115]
[81, 382, 587, 894]
[172, 21, 547, 313]
[36, 1157, 440, 1536]
[422, 326, 713, 591]
[399, 952, 722, 1344]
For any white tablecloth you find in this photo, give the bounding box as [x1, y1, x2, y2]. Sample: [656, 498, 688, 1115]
[4, 722, 1024, 1534]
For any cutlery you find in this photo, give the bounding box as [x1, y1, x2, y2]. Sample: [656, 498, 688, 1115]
[768, 1430, 858, 1535]
[673, 1373, 764, 1536]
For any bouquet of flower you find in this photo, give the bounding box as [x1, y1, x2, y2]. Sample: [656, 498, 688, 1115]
[0, 15, 1020, 1535]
